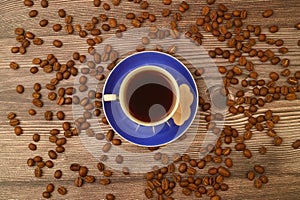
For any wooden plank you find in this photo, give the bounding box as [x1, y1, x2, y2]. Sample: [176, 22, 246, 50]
[0, 0, 300, 199]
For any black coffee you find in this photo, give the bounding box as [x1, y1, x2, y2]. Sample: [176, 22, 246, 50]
[126, 70, 175, 123]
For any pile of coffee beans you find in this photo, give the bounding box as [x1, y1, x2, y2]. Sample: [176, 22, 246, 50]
[7, 0, 299, 199]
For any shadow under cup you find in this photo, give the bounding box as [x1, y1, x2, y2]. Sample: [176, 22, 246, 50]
[119, 66, 180, 127]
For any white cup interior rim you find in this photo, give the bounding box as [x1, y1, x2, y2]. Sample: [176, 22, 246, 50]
[118, 65, 180, 127]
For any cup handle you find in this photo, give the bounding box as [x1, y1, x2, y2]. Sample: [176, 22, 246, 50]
[103, 94, 118, 101]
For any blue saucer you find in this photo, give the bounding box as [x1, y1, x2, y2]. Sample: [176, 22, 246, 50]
[102, 51, 198, 147]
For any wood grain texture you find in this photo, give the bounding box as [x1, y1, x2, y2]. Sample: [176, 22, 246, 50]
[1, 0, 300, 199]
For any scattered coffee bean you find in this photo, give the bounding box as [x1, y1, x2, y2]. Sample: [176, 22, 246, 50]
[56, 111, 65, 120]
[79, 166, 88, 177]
[35, 167, 42, 177]
[24, 0, 34, 7]
[254, 178, 263, 189]
[27, 158, 35, 166]
[53, 24, 62, 32]
[41, 0, 48, 8]
[75, 177, 83, 187]
[262, 9, 273, 18]
[28, 143, 37, 151]
[48, 150, 57, 159]
[45, 160, 54, 168]
[85, 175, 96, 183]
[44, 111, 53, 121]
[46, 183, 55, 193]
[9, 62, 19, 70]
[292, 140, 300, 149]
[58, 9, 66, 18]
[112, 139, 121, 145]
[105, 193, 115, 200]
[70, 163, 81, 171]
[115, 155, 123, 164]
[94, 0, 101, 7]
[259, 175, 269, 184]
[29, 10, 38, 17]
[16, 85, 24, 94]
[57, 186, 67, 195]
[259, 146, 267, 155]
[7, 112, 16, 120]
[42, 191, 51, 198]
[218, 166, 230, 177]
[10, 119, 20, 127]
[254, 165, 265, 174]
[100, 178, 111, 185]
[53, 40, 63, 48]
[54, 170, 62, 179]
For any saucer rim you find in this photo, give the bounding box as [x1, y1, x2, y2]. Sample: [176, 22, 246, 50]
[102, 51, 199, 147]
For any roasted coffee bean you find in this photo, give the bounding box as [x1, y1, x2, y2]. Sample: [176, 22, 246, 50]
[9, 62, 19, 70]
[112, 139, 121, 145]
[93, 0, 101, 7]
[46, 183, 55, 193]
[274, 136, 283, 145]
[56, 111, 65, 120]
[145, 188, 153, 199]
[254, 179, 262, 189]
[48, 150, 57, 159]
[24, 0, 34, 6]
[85, 175, 95, 183]
[44, 111, 53, 121]
[29, 10, 38, 17]
[56, 137, 66, 146]
[57, 186, 67, 195]
[7, 112, 16, 120]
[58, 9, 66, 18]
[32, 38, 43, 45]
[262, 9, 273, 18]
[243, 149, 252, 158]
[16, 85, 24, 94]
[75, 177, 83, 187]
[178, 163, 187, 173]
[95, 162, 105, 172]
[79, 166, 88, 177]
[27, 158, 35, 166]
[103, 170, 113, 177]
[259, 175, 269, 184]
[225, 158, 233, 168]
[103, 3, 110, 10]
[53, 24, 62, 32]
[33, 156, 43, 163]
[100, 178, 111, 185]
[115, 155, 123, 164]
[70, 163, 81, 171]
[35, 167, 42, 177]
[56, 146, 65, 153]
[35, 161, 44, 168]
[106, 193, 115, 200]
[53, 40, 63, 48]
[292, 140, 300, 149]
[40, 0, 48, 7]
[28, 143, 37, 151]
[42, 191, 51, 198]
[11, 126, 23, 136]
[122, 167, 130, 175]
[54, 170, 62, 179]
[254, 165, 265, 174]
[259, 146, 267, 155]
[295, 22, 300, 30]
[218, 166, 230, 177]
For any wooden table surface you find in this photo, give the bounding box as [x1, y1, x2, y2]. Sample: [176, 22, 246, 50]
[1, 0, 300, 199]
